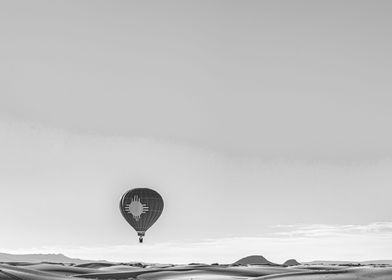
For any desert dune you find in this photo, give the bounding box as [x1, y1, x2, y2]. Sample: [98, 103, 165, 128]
[0, 254, 391, 280]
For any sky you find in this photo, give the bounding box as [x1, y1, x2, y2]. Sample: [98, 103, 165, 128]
[0, 0, 392, 264]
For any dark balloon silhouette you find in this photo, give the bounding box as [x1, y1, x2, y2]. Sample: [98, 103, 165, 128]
[119, 188, 164, 243]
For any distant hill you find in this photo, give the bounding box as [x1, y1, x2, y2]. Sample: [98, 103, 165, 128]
[0, 252, 101, 265]
[305, 260, 392, 265]
[283, 259, 301, 266]
[1, 252, 390, 267]
[361, 260, 392, 265]
[233, 255, 279, 266]
[234, 256, 392, 267]
[305, 260, 359, 265]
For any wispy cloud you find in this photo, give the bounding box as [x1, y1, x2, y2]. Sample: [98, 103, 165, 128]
[3, 222, 392, 264]
[271, 222, 392, 238]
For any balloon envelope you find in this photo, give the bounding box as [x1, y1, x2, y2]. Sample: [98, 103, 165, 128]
[119, 188, 164, 242]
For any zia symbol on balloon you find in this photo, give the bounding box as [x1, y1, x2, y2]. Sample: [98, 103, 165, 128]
[125, 195, 149, 221]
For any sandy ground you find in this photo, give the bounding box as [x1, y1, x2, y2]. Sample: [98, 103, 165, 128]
[0, 262, 391, 280]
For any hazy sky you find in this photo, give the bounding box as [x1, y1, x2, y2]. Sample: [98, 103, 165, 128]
[1, 0, 392, 263]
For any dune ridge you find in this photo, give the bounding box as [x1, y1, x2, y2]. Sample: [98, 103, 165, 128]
[0, 253, 391, 280]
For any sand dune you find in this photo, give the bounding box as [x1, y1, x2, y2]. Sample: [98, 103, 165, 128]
[98, 265, 145, 271]
[0, 264, 90, 280]
[74, 262, 117, 269]
[21, 263, 100, 276]
[253, 267, 392, 280]
[0, 260, 391, 280]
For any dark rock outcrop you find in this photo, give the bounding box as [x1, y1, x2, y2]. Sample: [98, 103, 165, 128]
[283, 259, 300, 266]
[233, 255, 278, 266]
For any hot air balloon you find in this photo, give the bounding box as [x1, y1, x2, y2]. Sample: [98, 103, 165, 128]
[119, 188, 164, 243]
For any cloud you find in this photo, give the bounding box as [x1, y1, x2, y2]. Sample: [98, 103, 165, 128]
[272, 222, 392, 238]
[3, 222, 392, 264]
